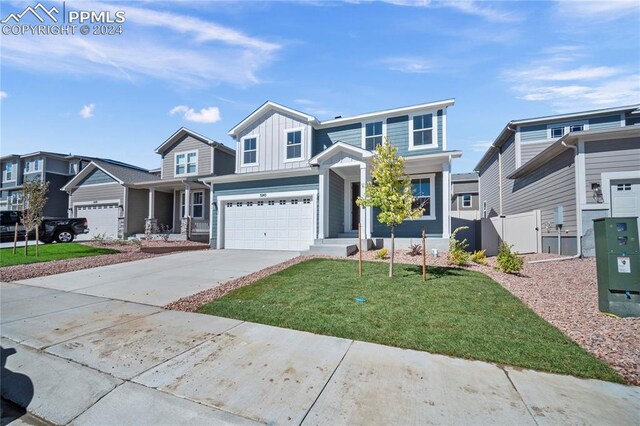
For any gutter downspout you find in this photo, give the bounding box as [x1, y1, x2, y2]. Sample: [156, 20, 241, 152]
[529, 140, 581, 264]
[203, 180, 215, 248]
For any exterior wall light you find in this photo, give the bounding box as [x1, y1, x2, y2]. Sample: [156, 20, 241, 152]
[591, 183, 604, 203]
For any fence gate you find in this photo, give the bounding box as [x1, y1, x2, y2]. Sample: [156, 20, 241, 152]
[483, 210, 541, 255]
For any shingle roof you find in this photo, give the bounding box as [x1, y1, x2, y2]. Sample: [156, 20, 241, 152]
[451, 172, 478, 182]
[92, 159, 157, 184]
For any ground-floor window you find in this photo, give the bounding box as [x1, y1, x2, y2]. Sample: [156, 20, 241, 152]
[410, 174, 435, 219]
[180, 190, 204, 218]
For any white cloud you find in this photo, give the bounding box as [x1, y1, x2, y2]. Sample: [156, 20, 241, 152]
[379, 56, 434, 73]
[170, 105, 221, 123]
[0, 91, 7, 100]
[504, 49, 640, 111]
[380, 0, 518, 22]
[292, 99, 338, 118]
[0, 1, 280, 87]
[554, 0, 640, 22]
[470, 140, 493, 153]
[79, 104, 95, 119]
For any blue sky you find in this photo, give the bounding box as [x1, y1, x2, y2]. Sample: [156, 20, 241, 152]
[1, 0, 639, 172]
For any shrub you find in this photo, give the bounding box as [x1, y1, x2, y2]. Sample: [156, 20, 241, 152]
[406, 243, 422, 257]
[496, 242, 524, 274]
[374, 248, 389, 259]
[158, 224, 172, 242]
[471, 249, 488, 265]
[447, 226, 470, 266]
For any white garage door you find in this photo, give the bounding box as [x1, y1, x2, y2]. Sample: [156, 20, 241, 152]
[612, 179, 640, 230]
[223, 196, 314, 250]
[75, 204, 119, 240]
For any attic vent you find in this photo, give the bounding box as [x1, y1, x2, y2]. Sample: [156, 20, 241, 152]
[334, 115, 342, 119]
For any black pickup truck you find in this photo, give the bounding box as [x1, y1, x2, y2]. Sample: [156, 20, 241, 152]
[0, 211, 89, 243]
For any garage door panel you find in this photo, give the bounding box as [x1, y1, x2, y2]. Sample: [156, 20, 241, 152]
[223, 195, 314, 251]
[75, 204, 119, 240]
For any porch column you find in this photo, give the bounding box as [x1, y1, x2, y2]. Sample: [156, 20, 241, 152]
[184, 184, 191, 218]
[318, 166, 329, 239]
[360, 163, 372, 238]
[181, 184, 191, 238]
[442, 160, 451, 238]
[148, 188, 155, 219]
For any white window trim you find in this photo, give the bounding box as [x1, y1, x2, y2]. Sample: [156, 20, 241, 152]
[283, 127, 305, 162]
[546, 120, 588, 140]
[361, 120, 386, 150]
[180, 190, 205, 219]
[174, 150, 199, 177]
[241, 134, 259, 166]
[482, 200, 488, 218]
[461, 194, 472, 209]
[408, 173, 436, 221]
[408, 111, 438, 151]
[4, 163, 15, 181]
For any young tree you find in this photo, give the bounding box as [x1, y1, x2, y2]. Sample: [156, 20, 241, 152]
[20, 178, 49, 257]
[357, 138, 423, 277]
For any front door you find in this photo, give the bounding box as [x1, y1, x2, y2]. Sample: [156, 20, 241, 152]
[351, 182, 360, 231]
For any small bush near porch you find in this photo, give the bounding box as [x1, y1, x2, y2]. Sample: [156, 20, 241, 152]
[198, 259, 623, 383]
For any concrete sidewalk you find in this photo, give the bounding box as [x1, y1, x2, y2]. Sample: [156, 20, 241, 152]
[13, 250, 299, 306]
[1, 282, 638, 425]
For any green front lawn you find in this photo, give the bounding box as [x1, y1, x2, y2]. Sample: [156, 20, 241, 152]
[199, 259, 623, 383]
[0, 243, 119, 267]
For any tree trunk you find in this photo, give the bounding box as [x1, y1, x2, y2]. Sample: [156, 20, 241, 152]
[389, 225, 395, 277]
[24, 232, 28, 256]
[13, 222, 18, 255]
[35, 226, 40, 257]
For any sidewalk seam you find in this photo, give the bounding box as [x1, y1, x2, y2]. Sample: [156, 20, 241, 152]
[501, 367, 539, 426]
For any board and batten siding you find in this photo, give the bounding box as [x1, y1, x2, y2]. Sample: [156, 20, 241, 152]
[161, 135, 212, 179]
[505, 145, 577, 236]
[79, 169, 117, 186]
[584, 137, 640, 204]
[210, 174, 319, 248]
[237, 110, 310, 173]
[478, 149, 501, 218]
[328, 170, 344, 237]
[69, 183, 124, 213]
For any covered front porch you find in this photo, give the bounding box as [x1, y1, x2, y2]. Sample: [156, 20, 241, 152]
[130, 179, 210, 241]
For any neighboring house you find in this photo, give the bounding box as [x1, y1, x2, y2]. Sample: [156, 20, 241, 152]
[204, 99, 460, 252]
[62, 128, 236, 241]
[475, 105, 640, 256]
[450, 172, 480, 220]
[0, 151, 94, 216]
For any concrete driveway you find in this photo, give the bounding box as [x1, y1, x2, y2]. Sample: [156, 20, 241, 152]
[1, 282, 638, 425]
[13, 250, 299, 306]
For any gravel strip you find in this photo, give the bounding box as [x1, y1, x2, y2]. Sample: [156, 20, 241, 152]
[355, 250, 640, 385]
[164, 255, 315, 312]
[0, 242, 161, 282]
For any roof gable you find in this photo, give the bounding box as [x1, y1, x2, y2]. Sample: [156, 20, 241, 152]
[156, 128, 234, 155]
[77, 168, 117, 186]
[228, 101, 317, 137]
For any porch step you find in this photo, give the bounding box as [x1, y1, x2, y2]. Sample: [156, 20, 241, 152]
[337, 232, 358, 238]
[304, 243, 358, 257]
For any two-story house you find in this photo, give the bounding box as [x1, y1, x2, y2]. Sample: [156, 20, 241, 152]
[475, 105, 640, 256]
[61, 128, 236, 240]
[450, 172, 480, 220]
[203, 99, 460, 252]
[0, 151, 95, 216]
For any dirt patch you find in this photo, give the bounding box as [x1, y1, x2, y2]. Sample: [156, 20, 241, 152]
[0, 242, 161, 282]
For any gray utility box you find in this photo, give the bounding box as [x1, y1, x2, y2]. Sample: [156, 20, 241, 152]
[593, 217, 640, 317]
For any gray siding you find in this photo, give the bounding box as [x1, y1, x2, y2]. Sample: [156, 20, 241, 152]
[126, 188, 148, 235]
[43, 173, 70, 217]
[452, 181, 478, 194]
[584, 137, 640, 204]
[79, 169, 117, 186]
[70, 183, 124, 214]
[211, 175, 320, 247]
[589, 114, 623, 130]
[45, 158, 70, 175]
[521, 141, 551, 164]
[478, 148, 501, 218]
[237, 110, 310, 173]
[161, 135, 213, 179]
[506, 147, 577, 236]
[214, 149, 236, 176]
[1, 160, 20, 188]
[452, 194, 479, 211]
[313, 123, 362, 155]
[373, 172, 444, 237]
[328, 170, 344, 237]
[520, 124, 547, 142]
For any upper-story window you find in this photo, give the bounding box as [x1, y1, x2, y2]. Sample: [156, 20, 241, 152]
[242, 136, 257, 165]
[5, 163, 14, 181]
[570, 124, 584, 132]
[410, 113, 434, 149]
[69, 162, 78, 175]
[462, 194, 472, 208]
[365, 121, 383, 150]
[410, 174, 435, 220]
[548, 121, 587, 139]
[285, 130, 302, 160]
[550, 126, 564, 138]
[175, 151, 198, 176]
